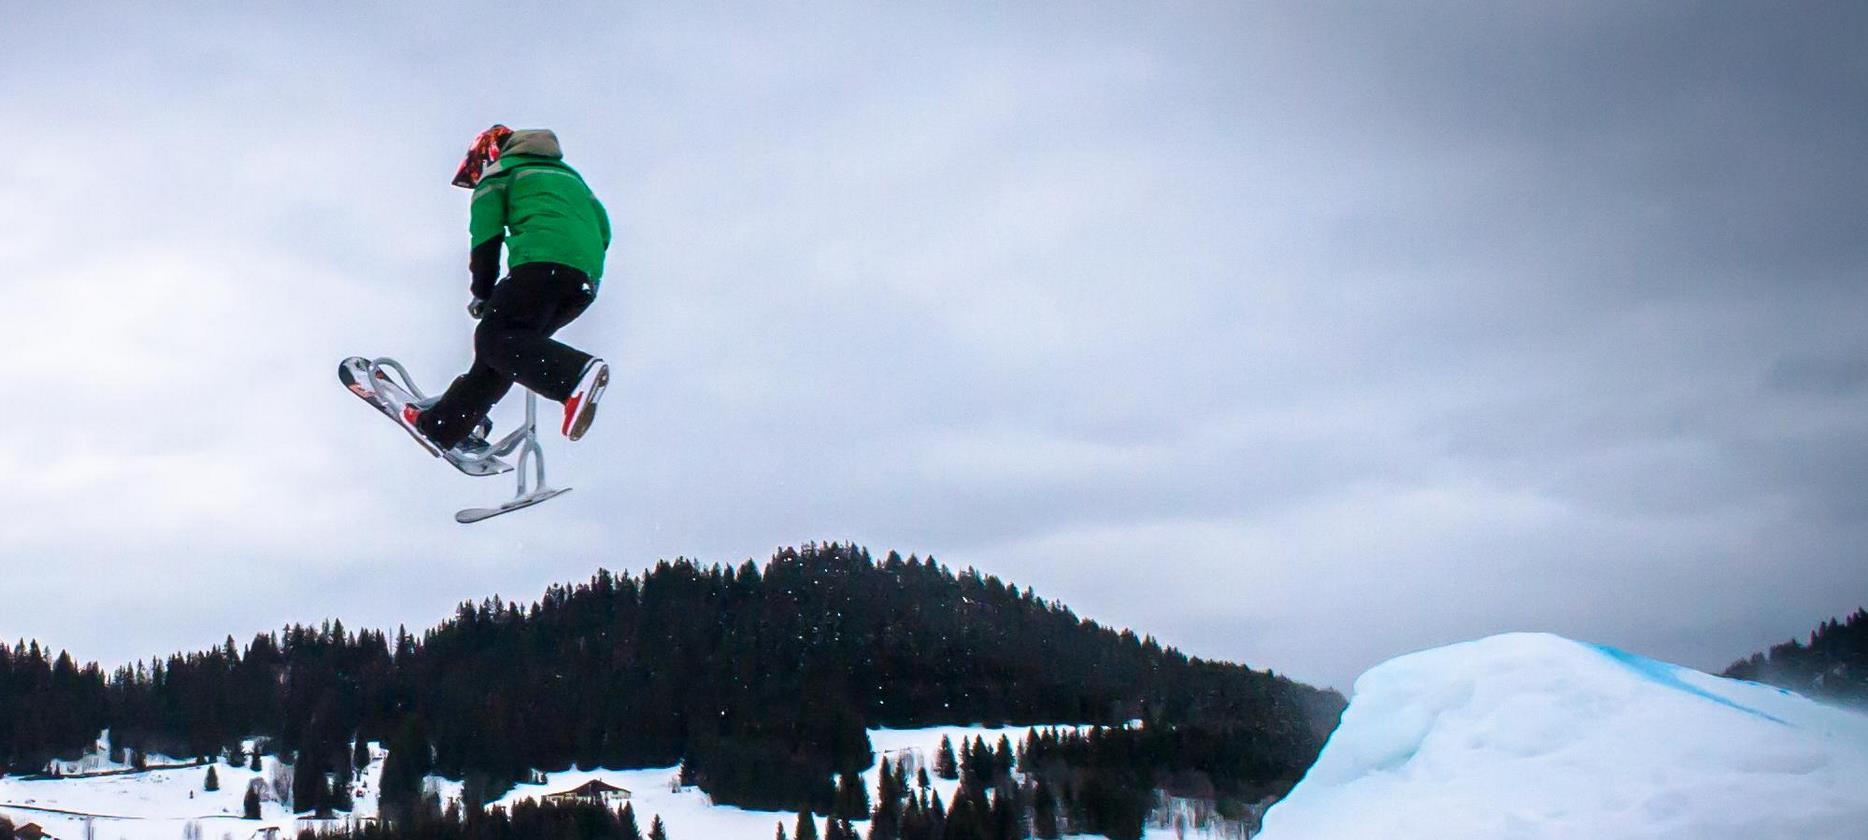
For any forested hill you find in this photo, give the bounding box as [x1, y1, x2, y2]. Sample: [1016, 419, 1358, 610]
[1723, 607, 1868, 704]
[0, 543, 1343, 816]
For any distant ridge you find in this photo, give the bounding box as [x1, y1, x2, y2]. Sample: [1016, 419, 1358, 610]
[0, 543, 1343, 818]
[1723, 607, 1868, 704]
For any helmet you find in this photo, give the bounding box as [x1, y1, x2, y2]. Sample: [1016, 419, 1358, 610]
[451, 124, 514, 189]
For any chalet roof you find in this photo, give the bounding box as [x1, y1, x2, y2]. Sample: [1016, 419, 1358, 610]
[553, 779, 629, 796]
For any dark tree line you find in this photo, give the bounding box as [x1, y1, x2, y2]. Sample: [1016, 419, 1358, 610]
[1724, 607, 1868, 703]
[0, 642, 106, 769]
[853, 729, 1248, 840]
[307, 799, 671, 840]
[0, 543, 1343, 823]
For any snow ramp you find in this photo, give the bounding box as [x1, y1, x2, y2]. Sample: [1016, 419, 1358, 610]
[1256, 632, 1868, 840]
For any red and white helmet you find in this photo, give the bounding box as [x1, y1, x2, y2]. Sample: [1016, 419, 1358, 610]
[451, 124, 514, 188]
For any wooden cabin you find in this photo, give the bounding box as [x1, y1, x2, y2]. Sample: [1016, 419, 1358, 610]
[541, 779, 631, 806]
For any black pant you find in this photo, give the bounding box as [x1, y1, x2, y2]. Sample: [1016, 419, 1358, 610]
[418, 262, 596, 449]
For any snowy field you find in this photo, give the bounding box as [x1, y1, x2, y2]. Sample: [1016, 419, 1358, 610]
[1256, 632, 1868, 840]
[479, 726, 1091, 840]
[1, 725, 1229, 840]
[0, 737, 390, 840]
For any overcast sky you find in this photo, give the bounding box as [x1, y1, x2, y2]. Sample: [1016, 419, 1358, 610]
[1, 3, 1862, 691]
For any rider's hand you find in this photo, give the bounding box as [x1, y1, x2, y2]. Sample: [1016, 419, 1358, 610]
[468, 297, 488, 320]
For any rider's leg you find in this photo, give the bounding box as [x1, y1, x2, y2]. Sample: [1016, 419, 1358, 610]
[472, 262, 596, 402]
[415, 263, 594, 449]
[416, 358, 513, 450]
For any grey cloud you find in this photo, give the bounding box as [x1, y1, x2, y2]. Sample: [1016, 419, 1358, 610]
[0, 2, 1862, 690]
[1767, 354, 1868, 396]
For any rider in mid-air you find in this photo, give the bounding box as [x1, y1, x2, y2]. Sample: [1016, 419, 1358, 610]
[408, 124, 611, 455]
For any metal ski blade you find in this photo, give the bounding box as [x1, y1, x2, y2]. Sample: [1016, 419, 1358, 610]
[455, 487, 571, 524]
[340, 356, 514, 476]
[442, 446, 515, 477]
[340, 357, 441, 457]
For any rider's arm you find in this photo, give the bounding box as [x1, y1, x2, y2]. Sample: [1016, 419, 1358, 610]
[468, 177, 508, 299]
[469, 236, 503, 301]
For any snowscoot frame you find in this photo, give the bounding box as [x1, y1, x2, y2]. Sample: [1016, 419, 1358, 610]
[365, 357, 571, 524]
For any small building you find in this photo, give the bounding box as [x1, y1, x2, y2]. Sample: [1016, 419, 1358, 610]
[878, 747, 923, 779]
[542, 779, 631, 806]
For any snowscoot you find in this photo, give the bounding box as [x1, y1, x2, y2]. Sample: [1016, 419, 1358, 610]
[339, 356, 570, 523]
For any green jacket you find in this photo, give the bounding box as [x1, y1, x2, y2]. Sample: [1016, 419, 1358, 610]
[470, 129, 611, 285]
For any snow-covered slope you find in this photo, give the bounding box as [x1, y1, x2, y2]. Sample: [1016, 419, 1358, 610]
[480, 726, 1076, 840]
[1256, 632, 1868, 840]
[0, 740, 382, 840]
[2, 726, 1136, 840]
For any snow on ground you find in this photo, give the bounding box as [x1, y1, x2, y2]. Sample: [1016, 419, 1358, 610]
[0, 742, 381, 840]
[4, 726, 1160, 840]
[44, 732, 189, 778]
[1256, 632, 1868, 840]
[484, 725, 1099, 840]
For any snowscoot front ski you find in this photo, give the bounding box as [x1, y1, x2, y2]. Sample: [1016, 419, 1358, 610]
[339, 356, 512, 477]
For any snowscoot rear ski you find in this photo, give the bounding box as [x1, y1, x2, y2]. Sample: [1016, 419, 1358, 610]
[453, 385, 571, 524]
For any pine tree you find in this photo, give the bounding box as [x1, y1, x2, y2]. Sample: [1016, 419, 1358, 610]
[377, 718, 434, 824]
[899, 793, 925, 840]
[987, 778, 1022, 840]
[292, 749, 326, 816]
[943, 790, 985, 840]
[794, 811, 818, 840]
[958, 739, 982, 787]
[1064, 776, 1088, 838]
[775, 823, 788, 840]
[619, 803, 643, 840]
[1031, 778, 1059, 839]
[934, 737, 959, 780]
[870, 760, 902, 840]
[250, 750, 262, 772]
[204, 766, 220, 791]
[648, 815, 668, 840]
[243, 786, 261, 820]
[352, 738, 370, 772]
[834, 770, 870, 820]
[331, 762, 353, 813]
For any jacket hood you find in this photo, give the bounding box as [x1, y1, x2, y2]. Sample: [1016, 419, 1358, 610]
[484, 129, 564, 179]
[501, 129, 562, 158]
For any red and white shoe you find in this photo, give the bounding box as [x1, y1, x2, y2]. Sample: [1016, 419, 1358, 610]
[404, 403, 494, 456]
[562, 358, 609, 441]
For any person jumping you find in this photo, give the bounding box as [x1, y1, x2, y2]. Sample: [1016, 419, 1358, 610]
[408, 124, 612, 454]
